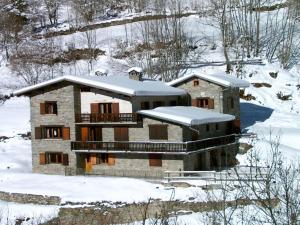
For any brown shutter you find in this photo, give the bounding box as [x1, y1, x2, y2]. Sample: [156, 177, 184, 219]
[40, 103, 46, 115]
[39, 153, 46, 165]
[95, 127, 102, 141]
[108, 154, 115, 166]
[112, 103, 119, 114]
[192, 99, 198, 107]
[91, 103, 99, 113]
[62, 127, 70, 140]
[114, 127, 129, 141]
[35, 127, 42, 139]
[208, 98, 215, 109]
[149, 125, 168, 140]
[63, 154, 69, 166]
[160, 125, 168, 140]
[81, 127, 88, 141]
[149, 154, 162, 167]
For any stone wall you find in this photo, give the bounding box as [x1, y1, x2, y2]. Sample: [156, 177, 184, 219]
[222, 87, 241, 119]
[0, 191, 61, 205]
[30, 82, 79, 175]
[85, 153, 184, 178]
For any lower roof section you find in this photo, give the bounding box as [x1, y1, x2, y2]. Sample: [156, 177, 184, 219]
[138, 106, 235, 126]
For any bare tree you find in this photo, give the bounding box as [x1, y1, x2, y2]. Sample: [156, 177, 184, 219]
[236, 135, 300, 225]
[208, 0, 233, 73]
[70, 0, 105, 23]
[0, 2, 26, 60]
[43, 0, 61, 26]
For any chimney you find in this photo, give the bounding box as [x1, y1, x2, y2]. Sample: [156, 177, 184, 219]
[128, 67, 143, 81]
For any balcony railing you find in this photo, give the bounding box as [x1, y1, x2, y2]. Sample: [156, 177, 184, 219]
[71, 134, 237, 153]
[75, 113, 141, 123]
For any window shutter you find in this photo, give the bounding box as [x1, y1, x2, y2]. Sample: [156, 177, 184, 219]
[40, 103, 46, 115]
[90, 103, 99, 113]
[108, 154, 115, 166]
[81, 127, 88, 142]
[63, 154, 69, 166]
[39, 153, 46, 165]
[208, 98, 214, 109]
[160, 125, 168, 140]
[62, 127, 70, 140]
[149, 154, 162, 167]
[95, 127, 102, 141]
[228, 97, 234, 109]
[112, 103, 119, 114]
[35, 127, 42, 139]
[149, 125, 168, 140]
[192, 99, 198, 107]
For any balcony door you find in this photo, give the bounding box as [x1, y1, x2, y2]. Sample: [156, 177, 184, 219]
[81, 127, 102, 141]
[90, 103, 119, 114]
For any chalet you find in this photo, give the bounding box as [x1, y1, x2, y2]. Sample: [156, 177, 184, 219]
[13, 70, 249, 177]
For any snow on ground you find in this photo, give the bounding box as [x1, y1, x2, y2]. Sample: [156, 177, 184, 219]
[0, 201, 59, 225]
[0, 97, 30, 137]
[0, 172, 207, 204]
[0, 136, 31, 173]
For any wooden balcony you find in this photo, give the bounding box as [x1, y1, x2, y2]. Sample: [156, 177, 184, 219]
[71, 134, 237, 153]
[75, 113, 141, 123]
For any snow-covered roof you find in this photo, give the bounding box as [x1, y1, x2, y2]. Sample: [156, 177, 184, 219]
[13, 75, 186, 97]
[128, 67, 143, 73]
[167, 73, 250, 88]
[138, 106, 235, 126]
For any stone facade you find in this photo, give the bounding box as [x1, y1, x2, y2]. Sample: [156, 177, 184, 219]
[83, 154, 184, 178]
[172, 76, 241, 119]
[30, 82, 80, 175]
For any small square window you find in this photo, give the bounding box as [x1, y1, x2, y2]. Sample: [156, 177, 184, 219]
[206, 124, 210, 132]
[45, 102, 57, 114]
[141, 101, 150, 110]
[193, 80, 199, 86]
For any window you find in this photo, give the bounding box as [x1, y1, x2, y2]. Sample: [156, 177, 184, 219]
[169, 100, 177, 106]
[40, 102, 57, 115]
[149, 154, 162, 167]
[206, 124, 210, 132]
[149, 124, 168, 140]
[99, 103, 112, 114]
[45, 102, 57, 114]
[35, 126, 70, 140]
[91, 103, 119, 114]
[39, 152, 69, 165]
[45, 127, 62, 139]
[90, 153, 115, 165]
[192, 98, 214, 109]
[153, 101, 165, 108]
[193, 80, 199, 86]
[48, 152, 62, 163]
[141, 101, 150, 110]
[216, 123, 219, 131]
[228, 97, 234, 109]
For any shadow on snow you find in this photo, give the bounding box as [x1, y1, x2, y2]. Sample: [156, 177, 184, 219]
[240, 102, 274, 132]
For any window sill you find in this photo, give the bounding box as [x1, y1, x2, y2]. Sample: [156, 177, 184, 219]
[40, 138, 63, 141]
